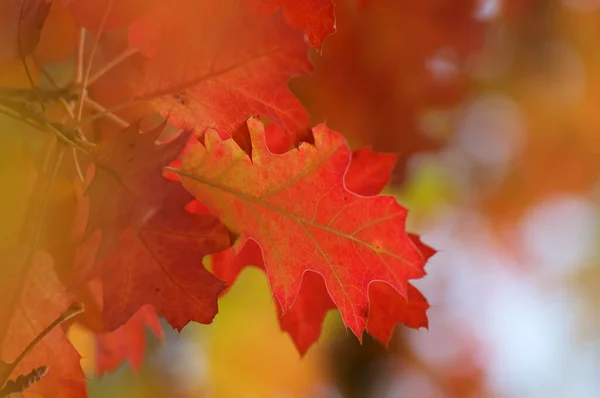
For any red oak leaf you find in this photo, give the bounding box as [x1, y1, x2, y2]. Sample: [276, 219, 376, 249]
[209, 144, 433, 353]
[0, 0, 51, 58]
[83, 121, 189, 258]
[208, 142, 401, 285]
[76, 186, 231, 331]
[248, 0, 335, 50]
[109, 0, 312, 150]
[177, 117, 427, 339]
[77, 123, 231, 331]
[207, 235, 433, 354]
[0, 248, 85, 398]
[95, 305, 163, 376]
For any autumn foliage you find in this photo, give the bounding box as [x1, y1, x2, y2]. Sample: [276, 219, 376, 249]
[0, 0, 439, 396]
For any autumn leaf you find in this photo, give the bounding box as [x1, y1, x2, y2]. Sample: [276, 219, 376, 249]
[0, 248, 85, 398]
[176, 117, 427, 339]
[0, 136, 85, 397]
[248, 0, 335, 50]
[209, 142, 433, 353]
[111, 0, 312, 148]
[77, 183, 231, 332]
[82, 121, 188, 257]
[74, 122, 232, 331]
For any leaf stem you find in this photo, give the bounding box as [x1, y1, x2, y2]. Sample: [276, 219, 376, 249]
[71, 97, 145, 128]
[75, 27, 86, 87]
[84, 97, 129, 128]
[74, 0, 114, 124]
[87, 47, 139, 87]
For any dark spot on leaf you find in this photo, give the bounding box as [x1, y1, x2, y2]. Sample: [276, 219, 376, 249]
[360, 305, 369, 319]
[174, 93, 187, 106]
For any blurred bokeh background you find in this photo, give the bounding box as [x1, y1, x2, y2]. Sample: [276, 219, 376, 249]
[60, 0, 600, 396]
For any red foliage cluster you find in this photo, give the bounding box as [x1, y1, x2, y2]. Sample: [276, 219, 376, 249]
[0, 0, 488, 396]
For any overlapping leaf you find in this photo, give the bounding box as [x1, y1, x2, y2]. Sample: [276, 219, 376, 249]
[177, 117, 428, 339]
[0, 249, 85, 398]
[77, 124, 231, 331]
[93, 0, 314, 148]
[82, 121, 187, 255]
[210, 145, 434, 352]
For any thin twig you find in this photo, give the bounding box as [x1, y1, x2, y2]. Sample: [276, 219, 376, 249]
[74, 0, 114, 123]
[75, 28, 86, 86]
[44, 122, 90, 152]
[72, 97, 145, 127]
[71, 149, 86, 182]
[84, 97, 129, 128]
[71, 26, 92, 181]
[87, 47, 139, 86]
[57, 97, 76, 120]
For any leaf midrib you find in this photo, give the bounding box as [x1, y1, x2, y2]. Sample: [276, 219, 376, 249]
[175, 168, 417, 266]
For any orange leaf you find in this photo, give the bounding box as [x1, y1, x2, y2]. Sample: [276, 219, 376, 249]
[76, 187, 231, 332]
[82, 122, 188, 257]
[76, 124, 232, 331]
[120, 0, 312, 145]
[178, 117, 428, 339]
[209, 143, 433, 353]
[0, 249, 85, 397]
